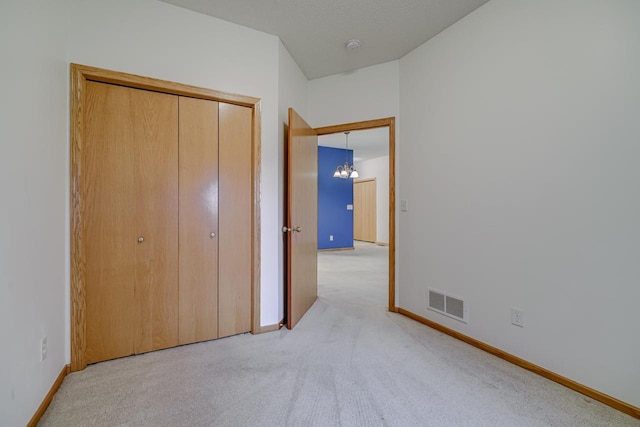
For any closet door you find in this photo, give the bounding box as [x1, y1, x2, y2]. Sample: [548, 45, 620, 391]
[85, 82, 136, 363]
[133, 88, 179, 354]
[84, 82, 179, 363]
[354, 179, 376, 243]
[178, 97, 220, 344]
[218, 103, 252, 337]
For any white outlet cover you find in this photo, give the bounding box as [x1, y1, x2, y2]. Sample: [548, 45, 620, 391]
[511, 308, 524, 328]
[346, 204, 353, 210]
[41, 337, 47, 361]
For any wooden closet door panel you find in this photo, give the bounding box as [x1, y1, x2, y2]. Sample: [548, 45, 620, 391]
[133, 90, 180, 354]
[354, 180, 376, 243]
[218, 103, 252, 337]
[363, 180, 376, 242]
[178, 97, 219, 345]
[84, 82, 137, 363]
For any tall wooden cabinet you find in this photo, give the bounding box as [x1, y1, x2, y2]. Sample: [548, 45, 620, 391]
[82, 81, 252, 365]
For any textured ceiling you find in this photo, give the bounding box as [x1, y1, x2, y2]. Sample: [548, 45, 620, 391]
[159, 0, 489, 79]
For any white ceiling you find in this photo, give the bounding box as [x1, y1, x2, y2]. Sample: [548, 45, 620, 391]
[318, 128, 388, 163]
[159, 0, 489, 79]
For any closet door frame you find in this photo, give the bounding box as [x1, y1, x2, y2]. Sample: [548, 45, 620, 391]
[70, 63, 262, 372]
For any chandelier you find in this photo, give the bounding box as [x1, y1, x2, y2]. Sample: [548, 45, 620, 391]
[332, 131, 359, 179]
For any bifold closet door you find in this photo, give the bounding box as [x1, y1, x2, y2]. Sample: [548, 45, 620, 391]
[218, 103, 252, 337]
[84, 81, 179, 363]
[178, 97, 220, 344]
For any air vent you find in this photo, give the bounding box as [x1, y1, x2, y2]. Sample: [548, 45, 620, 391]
[428, 289, 467, 323]
[428, 290, 445, 311]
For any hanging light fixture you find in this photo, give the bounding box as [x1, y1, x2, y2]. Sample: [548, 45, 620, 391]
[332, 131, 359, 179]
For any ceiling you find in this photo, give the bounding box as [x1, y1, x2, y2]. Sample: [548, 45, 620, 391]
[319, 128, 388, 163]
[159, 0, 490, 79]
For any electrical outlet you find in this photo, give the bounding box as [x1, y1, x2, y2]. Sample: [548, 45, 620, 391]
[329, 235, 333, 241]
[511, 308, 524, 328]
[41, 337, 47, 361]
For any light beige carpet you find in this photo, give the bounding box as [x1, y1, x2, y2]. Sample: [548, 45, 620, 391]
[39, 242, 637, 426]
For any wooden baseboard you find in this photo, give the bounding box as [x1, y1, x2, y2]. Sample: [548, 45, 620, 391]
[396, 308, 640, 420]
[375, 241, 389, 246]
[259, 318, 284, 333]
[317, 247, 355, 252]
[27, 364, 70, 427]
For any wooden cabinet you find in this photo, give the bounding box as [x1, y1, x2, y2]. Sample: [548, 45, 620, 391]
[83, 81, 251, 364]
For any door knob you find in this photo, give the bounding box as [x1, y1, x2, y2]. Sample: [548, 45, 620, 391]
[282, 226, 302, 233]
[138, 237, 144, 243]
[210, 232, 216, 238]
[293, 226, 302, 232]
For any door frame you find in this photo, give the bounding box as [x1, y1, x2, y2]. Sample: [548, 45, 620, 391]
[315, 117, 397, 311]
[70, 63, 262, 371]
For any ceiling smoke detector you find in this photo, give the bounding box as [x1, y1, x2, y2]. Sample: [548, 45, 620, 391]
[345, 39, 361, 50]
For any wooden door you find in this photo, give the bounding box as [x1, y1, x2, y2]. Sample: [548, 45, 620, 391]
[178, 97, 219, 344]
[84, 82, 179, 363]
[354, 179, 377, 243]
[286, 108, 318, 329]
[218, 103, 252, 337]
[133, 87, 179, 355]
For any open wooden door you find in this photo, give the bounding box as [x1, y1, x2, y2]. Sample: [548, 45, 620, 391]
[286, 108, 318, 329]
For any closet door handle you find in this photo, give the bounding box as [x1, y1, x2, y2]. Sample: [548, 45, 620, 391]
[210, 232, 216, 238]
[138, 237, 144, 243]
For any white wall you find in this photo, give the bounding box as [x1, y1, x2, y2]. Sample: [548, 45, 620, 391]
[308, 61, 400, 128]
[399, 0, 640, 407]
[2, 1, 297, 422]
[0, 1, 69, 425]
[354, 156, 389, 244]
[66, 0, 282, 327]
[278, 41, 309, 322]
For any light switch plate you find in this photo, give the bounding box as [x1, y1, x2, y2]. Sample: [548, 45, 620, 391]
[401, 200, 408, 212]
[347, 204, 353, 210]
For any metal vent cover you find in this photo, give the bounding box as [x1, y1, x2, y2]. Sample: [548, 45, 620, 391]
[445, 296, 464, 319]
[428, 289, 467, 323]
[428, 290, 445, 312]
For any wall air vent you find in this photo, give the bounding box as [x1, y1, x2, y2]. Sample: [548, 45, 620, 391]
[428, 289, 467, 323]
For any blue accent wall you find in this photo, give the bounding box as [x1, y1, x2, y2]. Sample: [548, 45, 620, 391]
[318, 146, 353, 249]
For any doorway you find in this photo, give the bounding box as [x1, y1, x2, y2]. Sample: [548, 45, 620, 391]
[315, 118, 396, 311]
